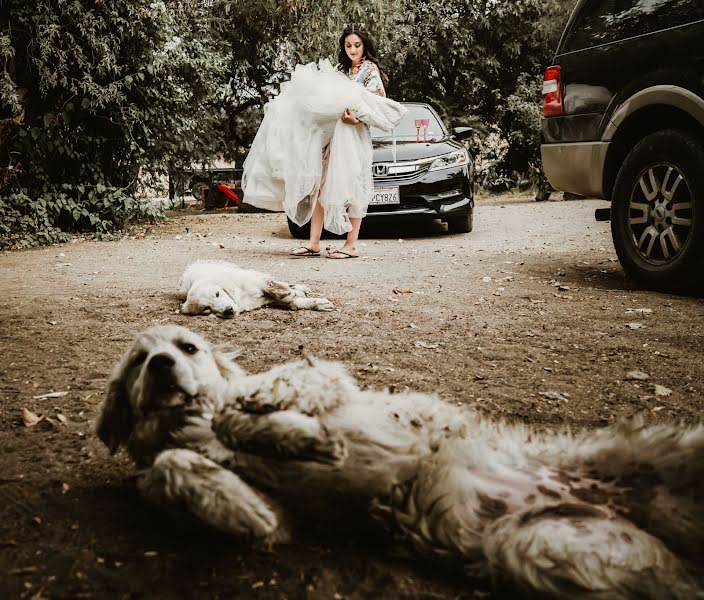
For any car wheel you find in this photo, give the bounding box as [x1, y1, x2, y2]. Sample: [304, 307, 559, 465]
[190, 180, 210, 201]
[446, 212, 473, 234]
[287, 217, 311, 239]
[611, 129, 704, 292]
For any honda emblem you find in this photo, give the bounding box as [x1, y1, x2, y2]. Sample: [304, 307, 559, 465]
[373, 164, 388, 177]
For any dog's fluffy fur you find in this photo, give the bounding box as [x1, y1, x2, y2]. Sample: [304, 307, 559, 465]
[97, 325, 704, 599]
[178, 260, 333, 317]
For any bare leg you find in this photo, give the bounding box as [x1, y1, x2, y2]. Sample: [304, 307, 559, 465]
[329, 216, 362, 258]
[290, 191, 325, 256]
[308, 194, 325, 250]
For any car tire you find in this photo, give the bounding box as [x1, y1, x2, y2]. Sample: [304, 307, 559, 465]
[446, 212, 473, 234]
[190, 180, 210, 201]
[611, 128, 704, 292]
[287, 218, 311, 239]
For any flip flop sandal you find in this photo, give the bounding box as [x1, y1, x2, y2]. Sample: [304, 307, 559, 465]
[326, 250, 358, 259]
[289, 247, 320, 258]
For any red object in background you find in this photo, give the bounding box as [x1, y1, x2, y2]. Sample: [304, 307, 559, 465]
[216, 184, 239, 208]
[542, 65, 565, 117]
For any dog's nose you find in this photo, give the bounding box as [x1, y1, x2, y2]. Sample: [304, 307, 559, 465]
[222, 306, 234, 317]
[148, 353, 175, 373]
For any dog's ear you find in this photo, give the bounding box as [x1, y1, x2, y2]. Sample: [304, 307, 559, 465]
[180, 298, 198, 315]
[213, 346, 246, 381]
[96, 372, 133, 455]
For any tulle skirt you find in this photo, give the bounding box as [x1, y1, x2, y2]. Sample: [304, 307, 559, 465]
[242, 60, 406, 235]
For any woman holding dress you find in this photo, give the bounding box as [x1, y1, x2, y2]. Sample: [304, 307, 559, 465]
[289, 24, 388, 259]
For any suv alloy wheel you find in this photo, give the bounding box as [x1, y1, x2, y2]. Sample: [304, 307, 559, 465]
[611, 129, 704, 291]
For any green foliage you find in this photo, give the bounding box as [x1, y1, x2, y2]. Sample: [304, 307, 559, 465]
[1, 0, 225, 248]
[1, 0, 576, 249]
[214, 0, 575, 189]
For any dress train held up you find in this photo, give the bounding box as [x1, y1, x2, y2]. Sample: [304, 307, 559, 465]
[242, 60, 407, 234]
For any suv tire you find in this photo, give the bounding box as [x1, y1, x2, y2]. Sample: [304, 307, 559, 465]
[446, 212, 473, 234]
[611, 129, 704, 292]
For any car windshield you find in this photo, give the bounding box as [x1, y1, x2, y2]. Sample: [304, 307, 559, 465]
[370, 106, 445, 141]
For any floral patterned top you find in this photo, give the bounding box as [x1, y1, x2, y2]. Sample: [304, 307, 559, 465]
[336, 59, 386, 97]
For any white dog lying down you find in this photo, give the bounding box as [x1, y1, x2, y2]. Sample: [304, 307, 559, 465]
[178, 260, 333, 317]
[97, 325, 704, 599]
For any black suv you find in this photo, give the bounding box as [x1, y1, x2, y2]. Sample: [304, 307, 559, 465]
[540, 0, 704, 291]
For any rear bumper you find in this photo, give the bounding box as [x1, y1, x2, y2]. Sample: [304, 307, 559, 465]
[540, 141, 609, 199]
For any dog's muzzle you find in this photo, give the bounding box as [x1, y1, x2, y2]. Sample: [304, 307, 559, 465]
[148, 353, 176, 374]
[142, 352, 192, 410]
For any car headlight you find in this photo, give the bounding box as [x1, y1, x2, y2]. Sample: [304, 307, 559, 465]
[429, 149, 469, 171]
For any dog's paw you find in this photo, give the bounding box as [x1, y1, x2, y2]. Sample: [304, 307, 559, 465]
[290, 283, 312, 296]
[141, 449, 283, 540]
[313, 298, 334, 312]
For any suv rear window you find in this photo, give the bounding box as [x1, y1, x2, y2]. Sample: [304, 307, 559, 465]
[564, 0, 704, 52]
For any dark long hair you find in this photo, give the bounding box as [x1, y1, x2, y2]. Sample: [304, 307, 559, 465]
[337, 23, 386, 82]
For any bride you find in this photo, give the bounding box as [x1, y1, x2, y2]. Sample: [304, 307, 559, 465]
[242, 24, 407, 259]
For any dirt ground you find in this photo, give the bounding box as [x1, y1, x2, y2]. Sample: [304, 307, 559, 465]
[1, 193, 703, 599]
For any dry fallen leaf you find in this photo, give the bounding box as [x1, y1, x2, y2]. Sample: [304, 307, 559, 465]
[414, 340, 440, 349]
[538, 390, 570, 402]
[22, 408, 46, 427]
[32, 391, 68, 400]
[654, 384, 672, 397]
[9, 566, 40, 576]
[393, 288, 413, 295]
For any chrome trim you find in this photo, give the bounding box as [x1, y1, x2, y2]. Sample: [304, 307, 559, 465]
[438, 197, 470, 212]
[367, 207, 436, 217]
[432, 188, 464, 200]
[373, 157, 436, 170]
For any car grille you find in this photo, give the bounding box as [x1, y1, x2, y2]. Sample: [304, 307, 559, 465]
[372, 160, 432, 185]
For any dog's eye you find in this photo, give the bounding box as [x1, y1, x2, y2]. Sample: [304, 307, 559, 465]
[215, 291, 220, 298]
[131, 351, 148, 366]
[179, 342, 198, 355]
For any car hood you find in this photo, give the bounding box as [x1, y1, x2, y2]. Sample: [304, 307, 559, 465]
[372, 137, 462, 163]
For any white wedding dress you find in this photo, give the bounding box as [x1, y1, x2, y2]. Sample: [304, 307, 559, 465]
[242, 60, 407, 234]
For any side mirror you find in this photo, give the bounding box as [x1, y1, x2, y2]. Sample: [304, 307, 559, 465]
[452, 127, 473, 141]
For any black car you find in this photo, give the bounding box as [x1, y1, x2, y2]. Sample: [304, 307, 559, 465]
[540, 0, 704, 291]
[288, 102, 474, 237]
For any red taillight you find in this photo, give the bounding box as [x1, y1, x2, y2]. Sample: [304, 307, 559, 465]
[542, 65, 564, 117]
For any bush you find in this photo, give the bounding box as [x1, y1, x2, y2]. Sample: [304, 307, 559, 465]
[0, 0, 225, 248]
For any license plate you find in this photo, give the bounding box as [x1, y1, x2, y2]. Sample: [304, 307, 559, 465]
[371, 187, 400, 205]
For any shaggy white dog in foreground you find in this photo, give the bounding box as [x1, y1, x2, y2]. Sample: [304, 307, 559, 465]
[97, 325, 704, 599]
[178, 260, 333, 317]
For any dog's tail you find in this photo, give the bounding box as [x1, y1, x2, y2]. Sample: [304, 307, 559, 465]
[571, 416, 704, 558]
[483, 504, 703, 600]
